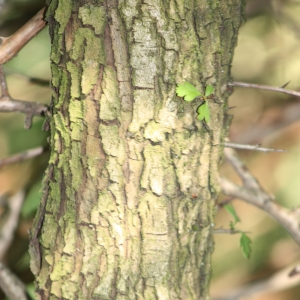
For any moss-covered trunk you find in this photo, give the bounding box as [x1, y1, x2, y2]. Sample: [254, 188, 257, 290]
[30, 1, 245, 299]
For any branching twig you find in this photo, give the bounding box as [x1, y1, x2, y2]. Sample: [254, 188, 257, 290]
[212, 263, 300, 300]
[0, 7, 46, 65]
[229, 81, 300, 98]
[0, 262, 28, 300]
[0, 67, 49, 129]
[0, 146, 46, 168]
[224, 142, 288, 153]
[221, 147, 300, 246]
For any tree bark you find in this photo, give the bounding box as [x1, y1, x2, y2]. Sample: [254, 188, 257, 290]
[31, 1, 245, 299]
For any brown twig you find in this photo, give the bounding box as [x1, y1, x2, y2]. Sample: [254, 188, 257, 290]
[0, 7, 46, 65]
[0, 261, 28, 300]
[0, 146, 46, 168]
[0, 67, 49, 129]
[0, 191, 25, 260]
[220, 147, 300, 246]
[224, 142, 288, 153]
[213, 227, 250, 235]
[212, 263, 300, 300]
[229, 81, 300, 98]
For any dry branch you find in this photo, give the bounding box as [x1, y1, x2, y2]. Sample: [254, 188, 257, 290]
[224, 142, 288, 153]
[0, 7, 46, 65]
[0, 191, 25, 260]
[0, 146, 46, 168]
[0, 66, 49, 128]
[220, 147, 300, 246]
[229, 81, 300, 98]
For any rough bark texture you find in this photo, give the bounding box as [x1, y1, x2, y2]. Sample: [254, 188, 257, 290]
[31, 1, 245, 299]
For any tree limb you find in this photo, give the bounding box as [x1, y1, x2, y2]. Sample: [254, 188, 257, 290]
[0, 66, 49, 129]
[0, 262, 29, 300]
[0, 191, 25, 260]
[221, 147, 300, 246]
[0, 146, 46, 168]
[224, 142, 288, 153]
[0, 7, 46, 65]
[229, 81, 300, 98]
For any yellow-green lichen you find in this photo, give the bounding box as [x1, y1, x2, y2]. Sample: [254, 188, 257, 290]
[144, 120, 170, 142]
[141, 144, 169, 196]
[100, 67, 121, 121]
[50, 255, 75, 281]
[86, 134, 102, 178]
[69, 142, 83, 190]
[138, 193, 171, 279]
[99, 124, 126, 164]
[79, 5, 106, 35]
[62, 223, 77, 255]
[54, 1, 72, 34]
[128, 89, 155, 133]
[71, 28, 105, 95]
[66, 62, 81, 98]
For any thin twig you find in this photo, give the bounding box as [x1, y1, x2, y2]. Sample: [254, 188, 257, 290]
[0, 67, 49, 129]
[212, 263, 300, 300]
[0, 191, 25, 260]
[0, 262, 28, 300]
[0, 146, 46, 168]
[0, 65, 9, 97]
[229, 81, 300, 98]
[221, 147, 300, 246]
[213, 227, 250, 235]
[0, 7, 46, 65]
[224, 142, 288, 153]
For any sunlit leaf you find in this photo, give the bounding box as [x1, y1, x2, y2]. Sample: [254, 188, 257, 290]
[205, 84, 214, 97]
[197, 102, 210, 123]
[240, 233, 252, 259]
[224, 204, 240, 224]
[176, 82, 202, 102]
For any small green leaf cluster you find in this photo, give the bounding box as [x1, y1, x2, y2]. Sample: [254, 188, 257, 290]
[176, 82, 214, 123]
[224, 204, 252, 259]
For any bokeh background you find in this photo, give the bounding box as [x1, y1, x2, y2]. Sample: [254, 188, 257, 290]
[212, 1, 300, 299]
[0, 0, 300, 299]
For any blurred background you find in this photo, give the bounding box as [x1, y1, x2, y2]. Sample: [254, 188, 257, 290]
[212, 0, 300, 299]
[0, 0, 300, 299]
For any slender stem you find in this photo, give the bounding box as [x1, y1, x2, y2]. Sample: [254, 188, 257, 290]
[229, 81, 300, 98]
[224, 142, 288, 153]
[0, 146, 46, 168]
[0, 8, 46, 65]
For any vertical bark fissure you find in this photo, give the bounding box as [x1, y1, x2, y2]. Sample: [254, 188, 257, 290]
[32, 1, 245, 299]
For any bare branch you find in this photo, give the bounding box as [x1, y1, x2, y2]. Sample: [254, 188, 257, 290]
[213, 227, 250, 235]
[0, 96, 48, 129]
[212, 263, 300, 300]
[0, 191, 25, 260]
[221, 147, 300, 246]
[0, 65, 9, 97]
[224, 142, 288, 153]
[224, 147, 261, 190]
[0, 262, 28, 300]
[0, 67, 49, 129]
[229, 81, 300, 98]
[0, 7, 46, 65]
[0, 146, 46, 168]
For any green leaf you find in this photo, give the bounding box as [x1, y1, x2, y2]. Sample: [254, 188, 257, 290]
[205, 84, 214, 97]
[197, 102, 210, 123]
[176, 82, 202, 102]
[224, 204, 240, 224]
[240, 233, 252, 259]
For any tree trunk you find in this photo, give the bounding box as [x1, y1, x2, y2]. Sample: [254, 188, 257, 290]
[30, 1, 245, 299]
